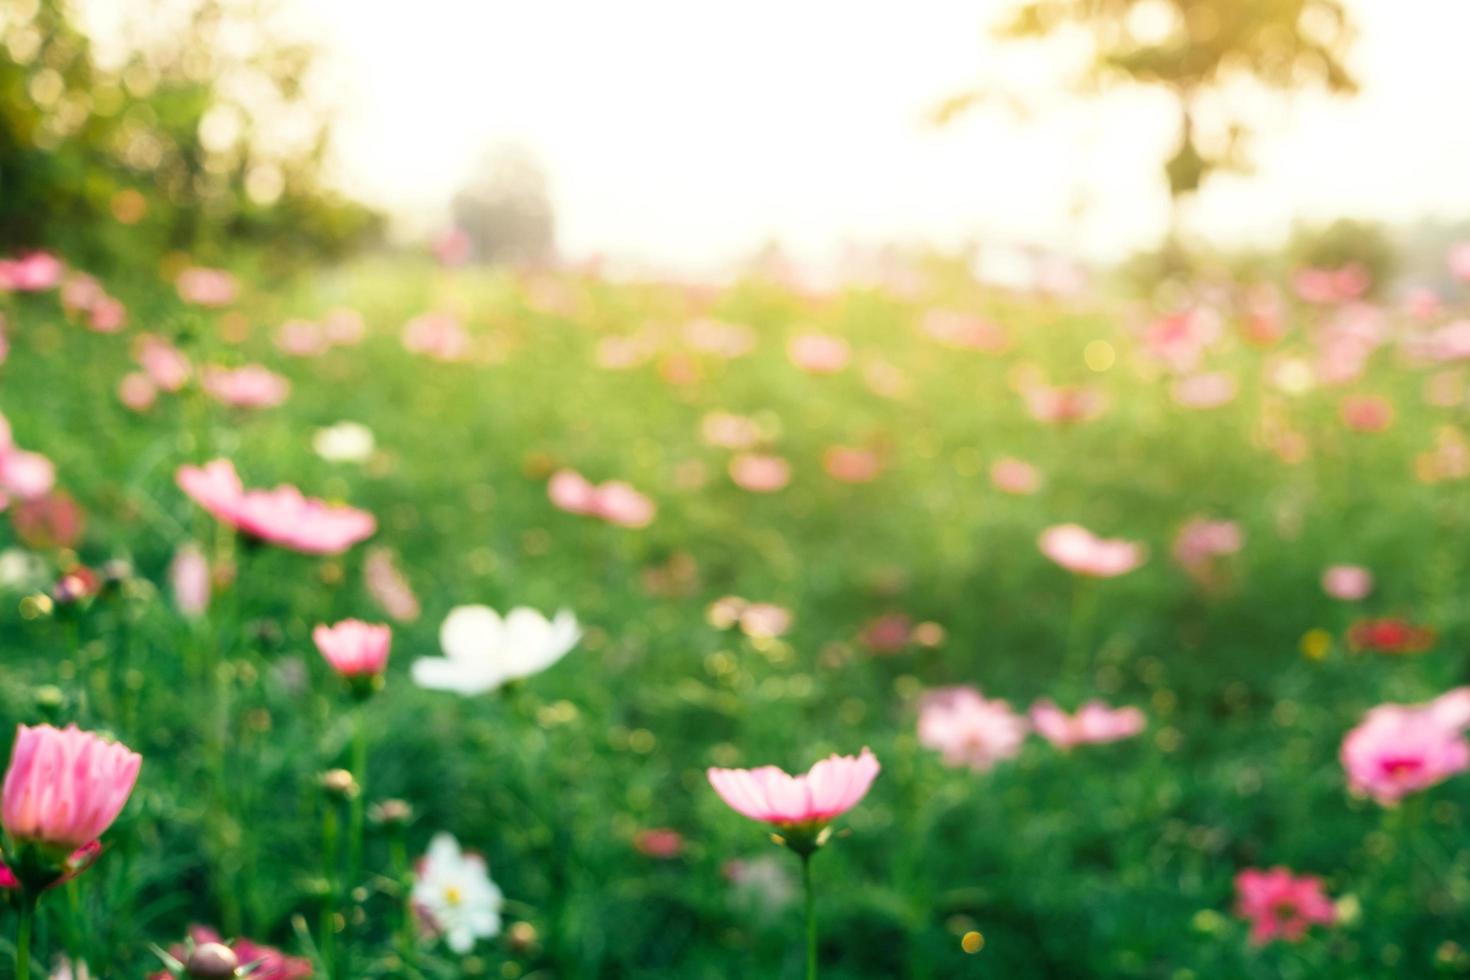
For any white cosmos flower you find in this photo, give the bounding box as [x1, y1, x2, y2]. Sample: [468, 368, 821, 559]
[411, 832, 504, 954]
[411, 605, 580, 695]
[312, 421, 376, 463]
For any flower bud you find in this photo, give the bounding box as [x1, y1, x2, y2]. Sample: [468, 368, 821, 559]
[370, 798, 413, 828]
[185, 941, 240, 978]
[320, 768, 359, 800]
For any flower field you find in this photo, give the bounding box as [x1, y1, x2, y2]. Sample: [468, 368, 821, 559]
[3, 248, 1470, 978]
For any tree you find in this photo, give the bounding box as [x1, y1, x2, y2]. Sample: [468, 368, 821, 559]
[945, 1, 1357, 227]
[451, 145, 556, 266]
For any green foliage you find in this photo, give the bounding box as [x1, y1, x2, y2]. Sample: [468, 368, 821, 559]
[0, 0, 379, 275]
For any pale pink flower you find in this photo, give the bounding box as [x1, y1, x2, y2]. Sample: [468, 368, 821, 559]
[0, 449, 55, 502]
[364, 547, 421, 622]
[822, 446, 881, 483]
[1321, 565, 1372, 601]
[918, 309, 1008, 352]
[88, 296, 127, 333]
[1448, 242, 1470, 283]
[2, 724, 141, 851]
[917, 687, 1027, 771]
[117, 372, 158, 412]
[1340, 394, 1394, 432]
[1424, 321, 1470, 363]
[684, 318, 756, 358]
[1340, 702, 1470, 805]
[61, 274, 104, 312]
[0, 252, 63, 292]
[862, 360, 910, 399]
[1427, 688, 1470, 731]
[1171, 372, 1237, 409]
[168, 542, 211, 618]
[175, 267, 238, 307]
[176, 459, 376, 554]
[707, 748, 880, 826]
[135, 334, 191, 392]
[1023, 383, 1105, 424]
[729, 453, 790, 493]
[274, 319, 329, 358]
[1038, 524, 1145, 578]
[432, 228, 473, 267]
[0, 316, 7, 365]
[787, 333, 850, 374]
[1142, 307, 1221, 372]
[595, 335, 653, 370]
[1293, 264, 1369, 305]
[403, 312, 471, 361]
[323, 308, 366, 346]
[314, 619, 392, 678]
[1404, 287, 1443, 321]
[700, 412, 761, 450]
[1029, 700, 1145, 749]
[990, 458, 1040, 495]
[739, 603, 793, 639]
[547, 470, 655, 528]
[202, 365, 290, 409]
[1172, 518, 1242, 573]
[1234, 868, 1336, 945]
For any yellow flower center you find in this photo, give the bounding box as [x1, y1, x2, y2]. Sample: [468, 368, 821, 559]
[444, 885, 463, 907]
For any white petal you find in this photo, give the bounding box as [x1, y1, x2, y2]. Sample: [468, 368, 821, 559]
[411, 657, 503, 696]
[439, 605, 503, 662]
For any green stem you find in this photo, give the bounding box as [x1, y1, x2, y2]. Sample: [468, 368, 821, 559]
[16, 895, 33, 980]
[390, 832, 414, 969]
[321, 803, 339, 980]
[350, 709, 367, 888]
[1063, 577, 1098, 682]
[65, 879, 84, 973]
[802, 852, 817, 980]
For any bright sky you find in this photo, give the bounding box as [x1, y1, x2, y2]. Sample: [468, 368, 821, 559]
[296, 0, 1470, 273]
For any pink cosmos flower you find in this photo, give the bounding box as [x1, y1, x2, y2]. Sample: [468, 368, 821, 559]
[1023, 382, 1105, 424]
[1449, 242, 1470, 284]
[117, 372, 158, 412]
[323, 307, 367, 346]
[1404, 287, 1443, 321]
[1172, 518, 1243, 575]
[633, 828, 684, 858]
[990, 458, 1040, 495]
[1234, 868, 1336, 945]
[684, 318, 756, 358]
[0, 252, 63, 292]
[919, 309, 1009, 352]
[0, 449, 55, 502]
[787, 333, 850, 374]
[1341, 394, 1394, 432]
[202, 364, 290, 409]
[135, 334, 191, 392]
[547, 470, 656, 528]
[859, 613, 912, 653]
[364, 547, 421, 622]
[1039, 524, 1145, 578]
[1142, 307, 1221, 372]
[700, 412, 762, 450]
[1424, 321, 1470, 363]
[1293, 264, 1369, 305]
[403, 312, 471, 361]
[707, 748, 880, 827]
[738, 602, 793, 639]
[274, 319, 329, 358]
[1029, 700, 1145, 749]
[917, 687, 1028, 771]
[1171, 372, 1237, 409]
[822, 446, 881, 483]
[176, 458, 376, 554]
[88, 295, 127, 333]
[169, 542, 211, 618]
[729, 453, 791, 493]
[1341, 702, 1470, 805]
[175, 267, 238, 307]
[1321, 565, 1372, 601]
[61, 274, 103, 313]
[160, 926, 312, 980]
[433, 228, 473, 267]
[2, 724, 141, 851]
[11, 491, 86, 549]
[314, 619, 392, 678]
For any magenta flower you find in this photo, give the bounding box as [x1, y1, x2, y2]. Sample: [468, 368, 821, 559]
[202, 364, 291, 409]
[917, 687, 1028, 771]
[707, 748, 879, 829]
[2, 724, 141, 853]
[547, 469, 656, 528]
[1341, 701, 1470, 805]
[1039, 524, 1145, 578]
[1030, 699, 1145, 749]
[1321, 564, 1372, 601]
[1141, 307, 1221, 373]
[1234, 868, 1336, 944]
[177, 459, 376, 554]
[314, 619, 392, 679]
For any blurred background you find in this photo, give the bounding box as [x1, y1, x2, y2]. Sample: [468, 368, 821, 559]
[4, 0, 1467, 285]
